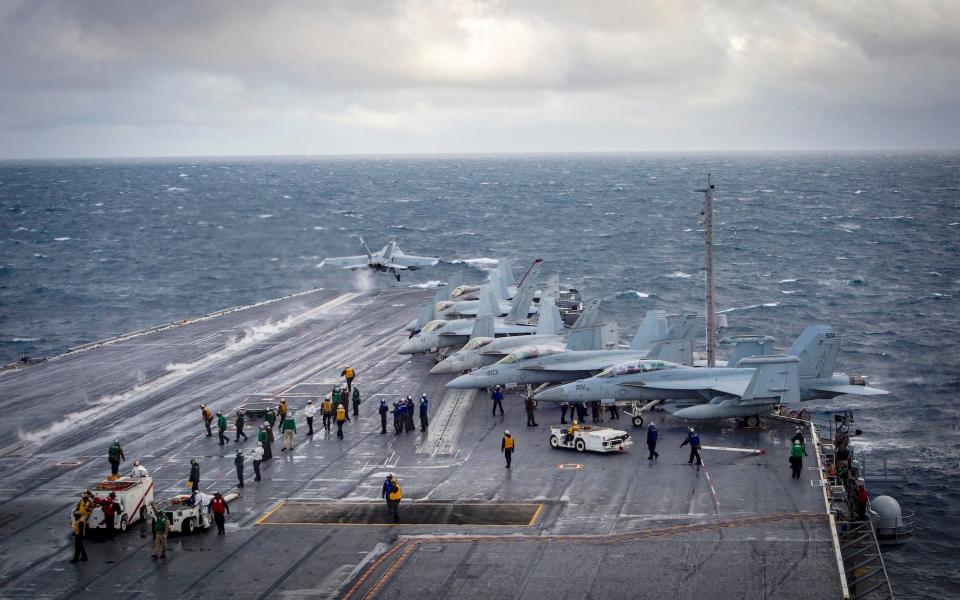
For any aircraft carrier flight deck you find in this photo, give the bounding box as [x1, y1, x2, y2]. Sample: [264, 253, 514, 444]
[0, 288, 848, 599]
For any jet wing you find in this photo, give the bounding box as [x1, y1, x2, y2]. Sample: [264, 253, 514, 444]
[382, 263, 410, 271]
[623, 374, 753, 398]
[806, 384, 889, 396]
[392, 255, 439, 268]
[324, 255, 369, 267]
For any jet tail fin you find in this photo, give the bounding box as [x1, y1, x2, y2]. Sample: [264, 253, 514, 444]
[497, 259, 516, 287]
[535, 294, 564, 335]
[739, 356, 801, 404]
[515, 258, 543, 289]
[725, 335, 777, 367]
[646, 339, 694, 365]
[477, 286, 497, 319]
[470, 315, 494, 340]
[628, 310, 669, 350]
[359, 236, 373, 258]
[786, 325, 840, 378]
[566, 302, 617, 351]
[667, 313, 703, 342]
[504, 261, 543, 323]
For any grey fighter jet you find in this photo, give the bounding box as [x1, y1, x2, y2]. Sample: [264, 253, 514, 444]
[429, 301, 616, 374]
[444, 311, 702, 389]
[437, 261, 543, 318]
[397, 278, 562, 355]
[323, 237, 439, 281]
[533, 325, 888, 422]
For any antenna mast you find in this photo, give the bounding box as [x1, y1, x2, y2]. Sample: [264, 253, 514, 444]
[700, 175, 717, 367]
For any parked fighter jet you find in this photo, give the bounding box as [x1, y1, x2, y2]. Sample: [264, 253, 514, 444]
[534, 325, 888, 423]
[429, 301, 616, 374]
[437, 261, 543, 318]
[445, 311, 702, 389]
[398, 280, 563, 355]
[323, 237, 439, 281]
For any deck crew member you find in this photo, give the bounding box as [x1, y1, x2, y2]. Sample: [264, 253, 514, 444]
[304, 400, 317, 436]
[352, 387, 361, 417]
[130, 459, 149, 478]
[405, 396, 416, 432]
[107, 439, 125, 476]
[590, 401, 600, 423]
[566, 420, 580, 443]
[491, 385, 505, 416]
[681, 427, 702, 466]
[235, 410, 248, 442]
[322, 396, 334, 432]
[560, 402, 569, 425]
[646, 423, 659, 460]
[281, 412, 297, 451]
[608, 402, 620, 420]
[335, 403, 348, 439]
[379, 399, 389, 434]
[100, 492, 119, 539]
[341, 365, 356, 393]
[234, 449, 245, 488]
[394, 400, 406, 434]
[382, 474, 401, 523]
[75, 491, 95, 520]
[210, 492, 229, 535]
[252, 442, 264, 482]
[201, 404, 214, 437]
[501, 430, 515, 468]
[151, 511, 169, 560]
[278, 398, 289, 423]
[332, 387, 342, 412]
[789, 440, 807, 479]
[257, 425, 272, 460]
[525, 396, 538, 427]
[217, 411, 229, 445]
[70, 512, 88, 563]
[791, 426, 806, 451]
[419, 395, 429, 432]
[265, 407, 277, 429]
[188, 458, 200, 490]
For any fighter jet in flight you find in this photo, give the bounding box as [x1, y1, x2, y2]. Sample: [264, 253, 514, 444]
[323, 237, 439, 281]
[444, 311, 703, 389]
[534, 325, 888, 423]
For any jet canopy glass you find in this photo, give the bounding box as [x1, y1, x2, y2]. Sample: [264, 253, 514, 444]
[497, 346, 563, 365]
[597, 360, 680, 378]
[463, 337, 494, 351]
[421, 320, 448, 333]
[451, 285, 479, 298]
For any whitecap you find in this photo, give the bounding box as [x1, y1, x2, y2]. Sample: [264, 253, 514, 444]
[269, 257, 280, 262]
[666, 271, 692, 279]
[315, 261, 325, 268]
[408, 280, 444, 289]
[616, 290, 651, 299]
[258, 214, 273, 219]
[780, 290, 800, 295]
[313, 226, 326, 231]
[282, 194, 291, 199]
[446, 257, 499, 268]
[778, 278, 797, 283]
[94, 202, 103, 207]
[166, 186, 188, 192]
[718, 302, 780, 314]
[179, 173, 188, 178]
[53, 237, 71, 241]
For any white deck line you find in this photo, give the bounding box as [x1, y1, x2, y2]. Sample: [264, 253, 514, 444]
[812, 422, 851, 600]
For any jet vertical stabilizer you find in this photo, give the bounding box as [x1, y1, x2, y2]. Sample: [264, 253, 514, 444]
[787, 325, 840, 378]
[497, 259, 516, 287]
[668, 314, 703, 342]
[470, 316, 495, 340]
[628, 310, 669, 351]
[646, 339, 694, 365]
[490, 271, 510, 301]
[415, 303, 435, 332]
[534, 295, 564, 336]
[503, 260, 542, 323]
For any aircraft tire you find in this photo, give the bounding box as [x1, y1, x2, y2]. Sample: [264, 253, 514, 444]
[632, 415, 644, 428]
[745, 415, 760, 428]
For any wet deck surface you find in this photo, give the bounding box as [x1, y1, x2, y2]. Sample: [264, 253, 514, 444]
[0, 289, 842, 599]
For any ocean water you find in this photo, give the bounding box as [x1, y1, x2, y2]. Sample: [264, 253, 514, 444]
[1, 153, 958, 596]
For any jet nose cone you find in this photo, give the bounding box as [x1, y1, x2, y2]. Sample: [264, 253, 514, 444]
[398, 339, 420, 355]
[430, 359, 456, 375]
[534, 385, 567, 402]
[446, 374, 479, 389]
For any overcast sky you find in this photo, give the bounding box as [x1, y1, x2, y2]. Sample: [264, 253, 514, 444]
[1, 0, 958, 158]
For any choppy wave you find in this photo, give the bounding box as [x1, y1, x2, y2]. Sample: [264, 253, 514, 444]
[444, 257, 499, 268]
[718, 302, 780, 314]
[616, 290, 652, 299]
[666, 271, 692, 279]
